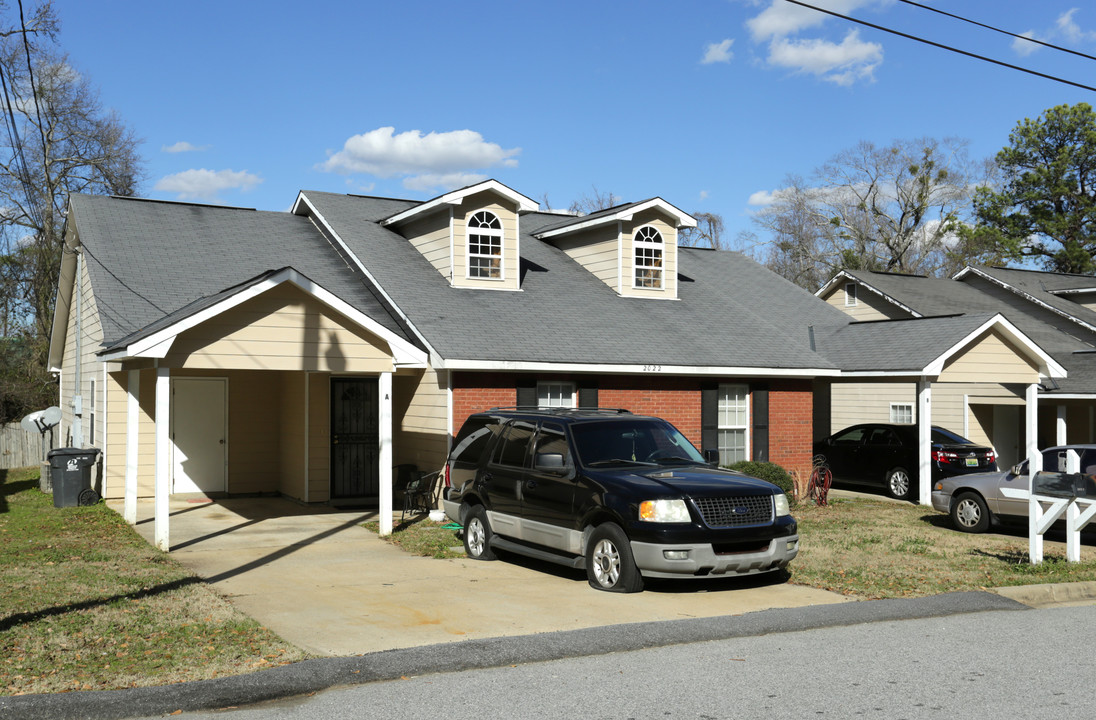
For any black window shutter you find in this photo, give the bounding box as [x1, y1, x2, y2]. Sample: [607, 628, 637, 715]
[577, 379, 598, 409]
[752, 385, 769, 462]
[701, 383, 718, 457]
[516, 377, 537, 408]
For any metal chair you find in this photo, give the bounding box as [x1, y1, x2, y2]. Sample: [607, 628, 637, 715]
[401, 469, 441, 522]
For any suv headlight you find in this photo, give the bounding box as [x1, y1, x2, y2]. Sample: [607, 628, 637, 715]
[774, 493, 790, 517]
[639, 499, 690, 523]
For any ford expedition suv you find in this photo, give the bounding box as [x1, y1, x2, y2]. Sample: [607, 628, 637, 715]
[441, 408, 799, 593]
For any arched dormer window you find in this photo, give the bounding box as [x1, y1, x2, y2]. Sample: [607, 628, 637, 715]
[467, 210, 503, 279]
[634, 225, 663, 289]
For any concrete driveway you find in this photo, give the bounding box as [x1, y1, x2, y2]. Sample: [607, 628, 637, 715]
[110, 497, 852, 657]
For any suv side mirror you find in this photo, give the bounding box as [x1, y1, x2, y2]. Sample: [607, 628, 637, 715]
[703, 449, 720, 466]
[535, 452, 567, 473]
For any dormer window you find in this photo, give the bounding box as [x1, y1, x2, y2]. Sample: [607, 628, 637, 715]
[634, 226, 663, 289]
[468, 210, 503, 279]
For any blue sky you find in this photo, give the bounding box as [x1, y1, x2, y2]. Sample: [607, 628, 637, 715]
[50, 0, 1096, 245]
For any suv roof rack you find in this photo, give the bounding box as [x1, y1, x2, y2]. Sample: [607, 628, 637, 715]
[486, 406, 633, 415]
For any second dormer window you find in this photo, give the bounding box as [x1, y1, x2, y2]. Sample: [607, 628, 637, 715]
[634, 225, 663, 289]
[468, 210, 503, 279]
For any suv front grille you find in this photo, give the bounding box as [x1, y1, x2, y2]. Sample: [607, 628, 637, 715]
[692, 495, 774, 528]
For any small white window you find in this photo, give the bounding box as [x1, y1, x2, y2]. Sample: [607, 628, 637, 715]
[538, 382, 575, 408]
[844, 283, 858, 306]
[467, 210, 503, 279]
[717, 384, 749, 465]
[634, 226, 663, 289]
[890, 403, 913, 424]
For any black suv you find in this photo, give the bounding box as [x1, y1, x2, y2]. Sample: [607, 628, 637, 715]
[441, 407, 799, 592]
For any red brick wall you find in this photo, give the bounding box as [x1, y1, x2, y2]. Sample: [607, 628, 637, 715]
[452, 373, 814, 482]
[769, 379, 814, 483]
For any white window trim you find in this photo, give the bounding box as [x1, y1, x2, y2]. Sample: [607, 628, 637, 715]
[466, 209, 505, 281]
[717, 383, 750, 466]
[844, 283, 858, 306]
[89, 377, 96, 445]
[890, 402, 914, 424]
[537, 381, 575, 408]
[632, 225, 664, 290]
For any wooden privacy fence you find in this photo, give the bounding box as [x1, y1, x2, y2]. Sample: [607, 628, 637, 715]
[0, 422, 55, 469]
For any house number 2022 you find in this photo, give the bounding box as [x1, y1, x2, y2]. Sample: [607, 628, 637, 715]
[642, 365, 662, 372]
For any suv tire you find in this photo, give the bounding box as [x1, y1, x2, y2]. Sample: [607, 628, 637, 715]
[585, 522, 643, 593]
[463, 505, 497, 560]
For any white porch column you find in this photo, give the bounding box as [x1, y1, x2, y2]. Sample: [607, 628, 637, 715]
[124, 369, 140, 525]
[1057, 405, 1067, 446]
[378, 371, 393, 537]
[1027, 382, 1042, 563]
[917, 379, 932, 506]
[154, 366, 171, 551]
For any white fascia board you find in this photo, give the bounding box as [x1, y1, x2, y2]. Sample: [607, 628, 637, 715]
[1039, 393, 1096, 399]
[535, 198, 697, 239]
[294, 192, 438, 357]
[1048, 287, 1096, 296]
[813, 270, 922, 317]
[960, 267, 1096, 335]
[920, 313, 1067, 379]
[436, 358, 840, 377]
[839, 370, 936, 378]
[100, 268, 428, 366]
[379, 180, 538, 227]
[47, 221, 80, 371]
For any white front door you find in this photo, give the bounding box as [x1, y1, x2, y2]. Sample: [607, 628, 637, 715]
[993, 404, 1022, 470]
[171, 378, 227, 494]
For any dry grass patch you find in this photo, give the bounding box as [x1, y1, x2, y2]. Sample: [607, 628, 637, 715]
[0, 467, 308, 696]
[791, 496, 1096, 598]
[363, 518, 465, 559]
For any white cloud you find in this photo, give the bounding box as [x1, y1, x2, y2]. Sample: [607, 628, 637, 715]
[1012, 9, 1095, 57]
[746, 0, 875, 42]
[154, 169, 262, 201]
[402, 172, 488, 192]
[1011, 31, 1040, 57]
[1057, 8, 1088, 43]
[161, 141, 209, 153]
[768, 30, 882, 85]
[699, 190, 710, 200]
[748, 189, 780, 206]
[701, 39, 734, 64]
[319, 127, 520, 192]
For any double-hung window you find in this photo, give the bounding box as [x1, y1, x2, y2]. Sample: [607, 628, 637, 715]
[538, 381, 575, 408]
[468, 210, 503, 279]
[717, 383, 749, 465]
[890, 403, 913, 424]
[634, 226, 663, 289]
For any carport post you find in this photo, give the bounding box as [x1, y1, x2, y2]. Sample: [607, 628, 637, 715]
[154, 366, 170, 552]
[917, 379, 932, 506]
[124, 369, 139, 525]
[1057, 405, 1067, 445]
[1027, 382, 1041, 563]
[379, 371, 393, 537]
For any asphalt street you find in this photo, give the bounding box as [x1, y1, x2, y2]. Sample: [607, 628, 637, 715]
[0, 591, 1037, 720]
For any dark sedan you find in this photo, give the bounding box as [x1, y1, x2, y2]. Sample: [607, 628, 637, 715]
[813, 424, 997, 501]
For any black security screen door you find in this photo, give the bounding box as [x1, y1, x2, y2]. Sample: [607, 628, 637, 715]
[331, 377, 379, 499]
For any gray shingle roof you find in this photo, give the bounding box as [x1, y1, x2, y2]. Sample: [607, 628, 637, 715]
[68, 195, 417, 351]
[300, 191, 851, 370]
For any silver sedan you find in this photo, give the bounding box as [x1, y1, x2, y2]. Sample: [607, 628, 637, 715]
[931, 445, 1096, 532]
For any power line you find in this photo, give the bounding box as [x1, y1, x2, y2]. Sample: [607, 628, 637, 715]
[782, 0, 1096, 93]
[897, 0, 1096, 64]
[17, 0, 48, 169]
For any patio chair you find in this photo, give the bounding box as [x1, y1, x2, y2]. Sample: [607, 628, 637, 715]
[401, 469, 441, 522]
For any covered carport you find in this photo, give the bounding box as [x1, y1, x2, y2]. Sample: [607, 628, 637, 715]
[813, 313, 1067, 504]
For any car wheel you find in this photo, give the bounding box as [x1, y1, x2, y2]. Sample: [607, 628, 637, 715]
[585, 523, 643, 593]
[951, 492, 990, 533]
[886, 467, 912, 500]
[462, 505, 496, 560]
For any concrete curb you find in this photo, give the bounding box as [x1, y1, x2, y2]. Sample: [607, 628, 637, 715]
[992, 580, 1096, 607]
[0, 590, 1028, 720]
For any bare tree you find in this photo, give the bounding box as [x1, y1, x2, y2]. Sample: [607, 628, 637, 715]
[679, 212, 726, 249]
[0, 2, 143, 418]
[568, 186, 621, 215]
[753, 138, 990, 290]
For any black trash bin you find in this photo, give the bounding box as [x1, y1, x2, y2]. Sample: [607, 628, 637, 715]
[47, 447, 101, 508]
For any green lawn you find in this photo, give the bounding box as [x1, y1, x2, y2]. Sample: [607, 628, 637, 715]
[0, 467, 307, 696]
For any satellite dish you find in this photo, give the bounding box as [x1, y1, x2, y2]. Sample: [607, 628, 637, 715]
[19, 407, 61, 434]
[20, 410, 44, 434]
[42, 406, 61, 427]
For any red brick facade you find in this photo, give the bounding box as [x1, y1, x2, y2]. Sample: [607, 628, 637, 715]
[451, 373, 814, 481]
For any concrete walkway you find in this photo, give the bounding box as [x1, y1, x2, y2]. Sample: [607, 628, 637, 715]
[111, 497, 852, 657]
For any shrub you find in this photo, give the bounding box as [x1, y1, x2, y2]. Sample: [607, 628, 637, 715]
[726, 460, 794, 496]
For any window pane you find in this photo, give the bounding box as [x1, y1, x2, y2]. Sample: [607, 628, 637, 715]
[538, 382, 574, 408]
[718, 429, 746, 465]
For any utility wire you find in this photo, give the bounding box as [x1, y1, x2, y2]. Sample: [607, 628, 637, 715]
[18, 0, 48, 169]
[897, 0, 1096, 64]
[782, 0, 1096, 93]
